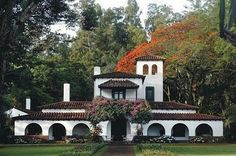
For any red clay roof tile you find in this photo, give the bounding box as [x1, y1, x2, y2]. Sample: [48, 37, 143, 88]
[98, 80, 139, 89]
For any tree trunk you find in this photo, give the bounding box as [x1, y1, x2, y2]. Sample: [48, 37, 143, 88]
[219, 0, 225, 38]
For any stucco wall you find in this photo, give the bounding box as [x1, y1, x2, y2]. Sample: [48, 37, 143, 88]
[151, 110, 196, 114]
[143, 120, 223, 138]
[136, 60, 163, 102]
[15, 120, 92, 138]
[42, 109, 86, 113]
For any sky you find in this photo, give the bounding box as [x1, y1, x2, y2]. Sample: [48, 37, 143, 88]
[51, 0, 190, 36]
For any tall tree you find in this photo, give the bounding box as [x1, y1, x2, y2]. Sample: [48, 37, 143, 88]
[219, 0, 236, 46]
[78, 0, 98, 30]
[124, 0, 142, 28]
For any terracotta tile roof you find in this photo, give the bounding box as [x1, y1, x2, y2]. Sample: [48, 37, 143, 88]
[152, 113, 223, 120]
[150, 101, 199, 110]
[135, 55, 166, 61]
[98, 80, 139, 89]
[39, 101, 90, 109]
[93, 72, 145, 80]
[14, 107, 35, 114]
[14, 112, 87, 120]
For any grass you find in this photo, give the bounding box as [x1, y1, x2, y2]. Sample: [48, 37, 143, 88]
[164, 143, 236, 156]
[134, 143, 236, 156]
[0, 144, 74, 156]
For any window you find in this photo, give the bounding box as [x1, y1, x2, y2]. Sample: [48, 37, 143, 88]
[112, 89, 125, 100]
[146, 87, 154, 101]
[152, 64, 158, 75]
[143, 64, 149, 75]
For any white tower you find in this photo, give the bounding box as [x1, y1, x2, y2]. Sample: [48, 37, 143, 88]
[136, 55, 165, 102]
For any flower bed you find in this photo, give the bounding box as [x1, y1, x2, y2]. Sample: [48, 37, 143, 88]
[136, 144, 176, 156]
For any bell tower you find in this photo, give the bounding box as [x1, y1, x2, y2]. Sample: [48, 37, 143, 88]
[135, 55, 165, 102]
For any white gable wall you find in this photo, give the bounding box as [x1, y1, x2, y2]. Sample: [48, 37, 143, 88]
[5, 108, 28, 118]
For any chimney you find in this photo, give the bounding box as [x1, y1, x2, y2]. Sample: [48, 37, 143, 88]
[94, 66, 101, 75]
[26, 97, 31, 110]
[63, 83, 70, 102]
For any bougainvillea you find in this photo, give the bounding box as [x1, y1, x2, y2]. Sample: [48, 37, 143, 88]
[87, 96, 151, 125]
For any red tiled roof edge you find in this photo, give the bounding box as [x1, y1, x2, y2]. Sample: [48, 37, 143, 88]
[13, 112, 88, 120]
[98, 80, 139, 89]
[150, 101, 199, 110]
[38, 101, 91, 110]
[151, 113, 223, 121]
[93, 71, 145, 80]
[135, 55, 166, 62]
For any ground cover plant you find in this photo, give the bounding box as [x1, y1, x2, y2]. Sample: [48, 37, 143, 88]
[59, 143, 106, 156]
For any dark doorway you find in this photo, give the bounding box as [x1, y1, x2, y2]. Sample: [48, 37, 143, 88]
[50, 123, 66, 141]
[111, 116, 127, 141]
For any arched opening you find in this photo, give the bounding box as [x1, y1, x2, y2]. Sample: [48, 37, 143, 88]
[143, 64, 149, 75]
[72, 124, 90, 137]
[172, 123, 189, 140]
[25, 123, 42, 135]
[111, 116, 127, 141]
[48, 123, 66, 141]
[196, 124, 213, 136]
[152, 64, 158, 75]
[147, 123, 165, 136]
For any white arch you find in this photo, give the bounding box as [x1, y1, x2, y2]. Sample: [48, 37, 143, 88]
[48, 123, 66, 140]
[147, 123, 165, 136]
[25, 123, 42, 135]
[196, 123, 213, 136]
[171, 123, 189, 140]
[72, 123, 90, 136]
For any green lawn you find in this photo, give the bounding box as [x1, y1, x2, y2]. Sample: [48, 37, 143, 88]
[135, 144, 236, 156]
[0, 144, 74, 156]
[164, 144, 236, 156]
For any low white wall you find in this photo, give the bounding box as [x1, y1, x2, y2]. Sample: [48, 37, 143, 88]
[15, 120, 92, 137]
[143, 120, 223, 138]
[42, 109, 86, 113]
[151, 110, 196, 114]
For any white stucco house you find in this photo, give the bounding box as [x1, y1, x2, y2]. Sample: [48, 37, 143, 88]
[13, 55, 223, 141]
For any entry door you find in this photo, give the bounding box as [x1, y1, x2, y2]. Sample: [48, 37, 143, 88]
[146, 87, 154, 101]
[111, 116, 127, 141]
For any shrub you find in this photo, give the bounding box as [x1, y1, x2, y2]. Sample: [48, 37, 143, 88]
[14, 136, 47, 144]
[132, 135, 175, 143]
[136, 144, 176, 156]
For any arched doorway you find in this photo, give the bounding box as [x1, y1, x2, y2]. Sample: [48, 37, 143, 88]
[196, 124, 213, 136]
[48, 123, 66, 141]
[72, 124, 90, 137]
[25, 123, 42, 135]
[147, 123, 165, 136]
[172, 123, 189, 140]
[111, 116, 127, 141]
